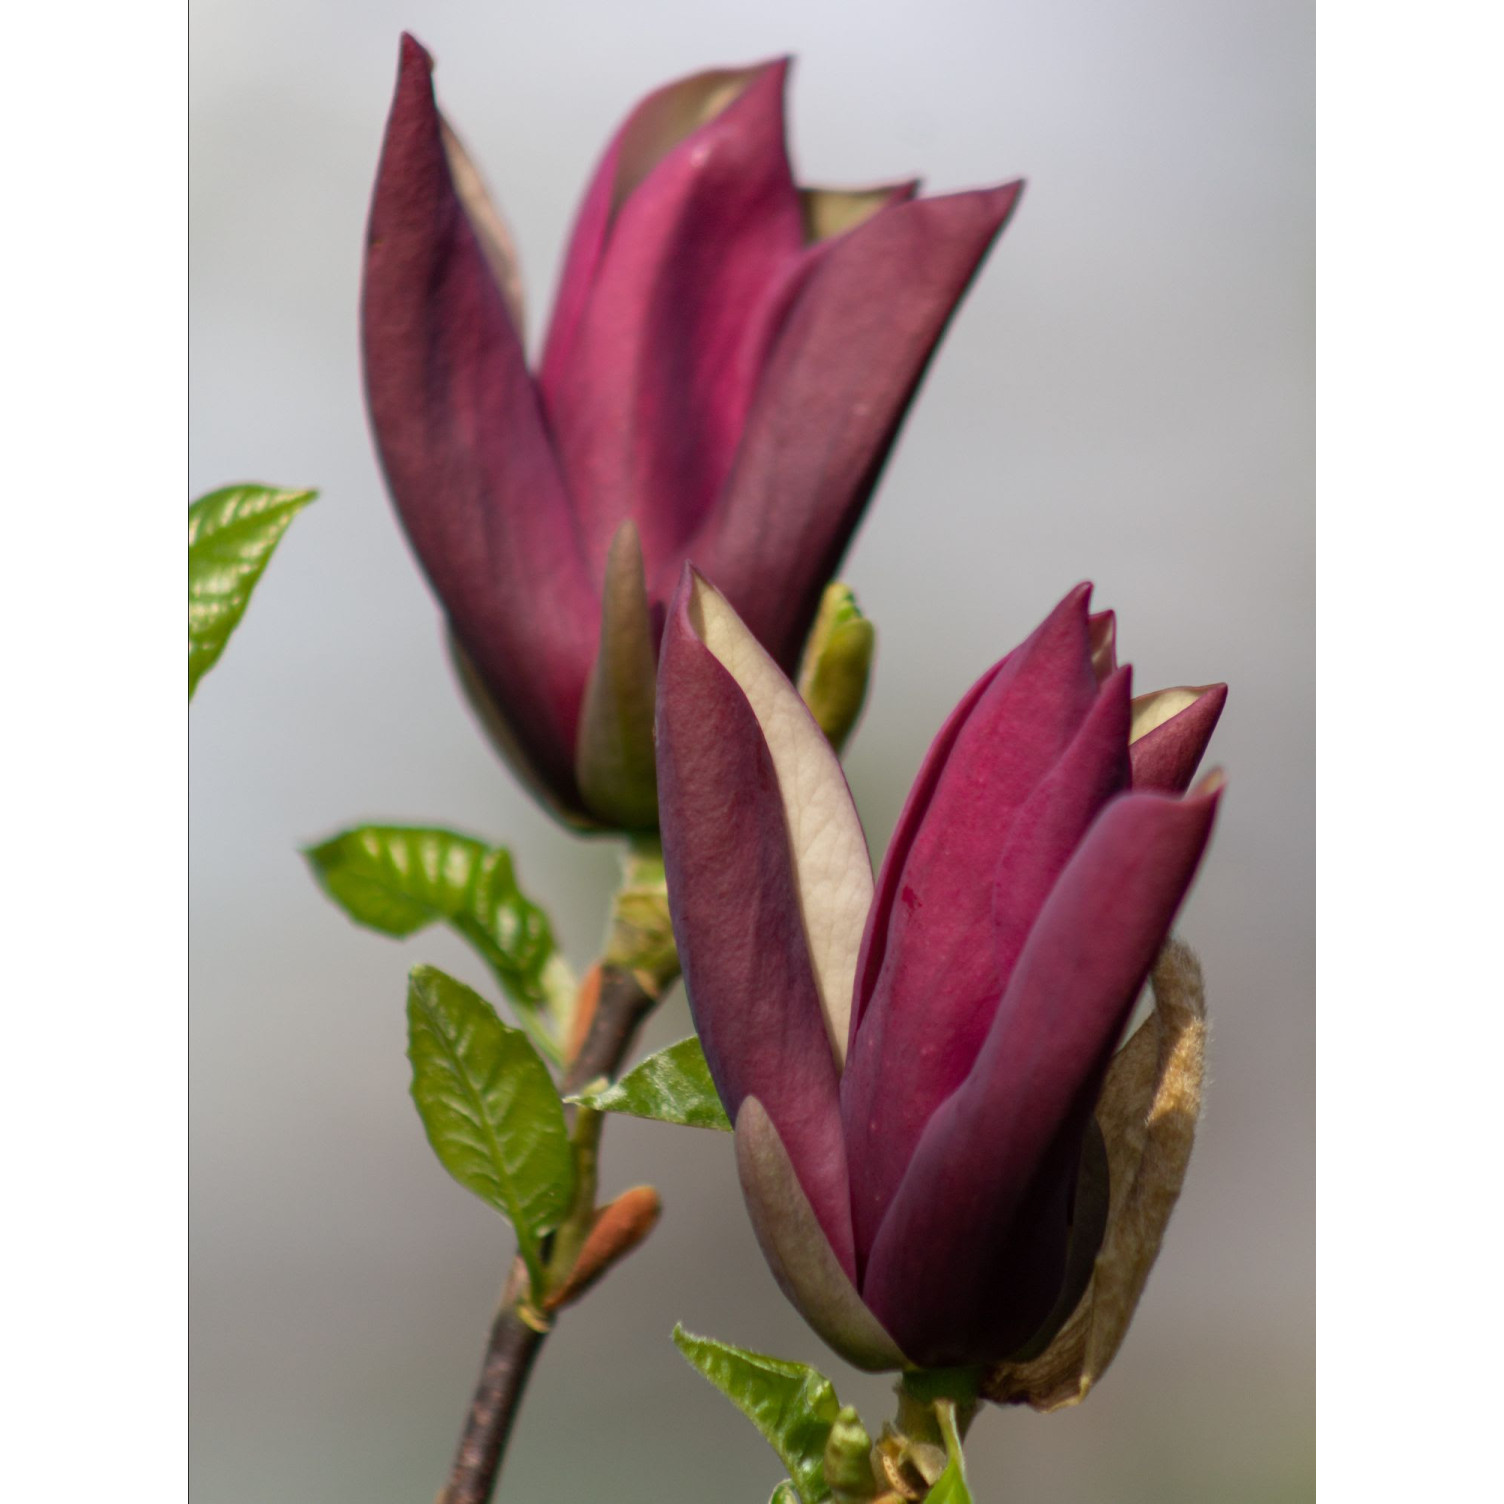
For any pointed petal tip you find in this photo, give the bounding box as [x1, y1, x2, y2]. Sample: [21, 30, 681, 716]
[983, 176, 1027, 224]
[1100, 662, 1134, 702]
[1050, 581, 1095, 624]
[1191, 767, 1227, 800]
[608, 515, 643, 557]
[398, 31, 431, 71]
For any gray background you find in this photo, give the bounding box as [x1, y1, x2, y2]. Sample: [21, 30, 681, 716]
[190, 1, 1312, 1499]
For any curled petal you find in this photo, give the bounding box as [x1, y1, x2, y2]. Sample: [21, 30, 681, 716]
[982, 940, 1208, 1410]
[656, 572, 860, 1267]
[735, 1098, 908, 1371]
[686, 180, 1024, 671]
[363, 35, 596, 810]
[1130, 683, 1228, 793]
[860, 782, 1221, 1366]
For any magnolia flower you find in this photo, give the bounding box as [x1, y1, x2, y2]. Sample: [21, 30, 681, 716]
[656, 573, 1225, 1372]
[362, 36, 1023, 830]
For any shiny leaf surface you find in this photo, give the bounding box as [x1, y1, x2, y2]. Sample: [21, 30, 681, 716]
[407, 966, 574, 1297]
[188, 484, 315, 696]
[673, 1326, 839, 1502]
[306, 826, 570, 1061]
[568, 1036, 731, 1130]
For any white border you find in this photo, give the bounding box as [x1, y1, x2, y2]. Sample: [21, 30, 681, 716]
[2, 4, 187, 1496]
[1319, 4, 1503, 1499]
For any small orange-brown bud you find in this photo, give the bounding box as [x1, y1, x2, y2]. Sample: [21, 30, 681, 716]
[564, 963, 602, 1067]
[982, 939, 1208, 1411]
[543, 1185, 662, 1312]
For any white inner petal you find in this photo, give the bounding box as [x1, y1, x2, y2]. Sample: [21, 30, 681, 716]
[689, 575, 873, 1067]
[1130, 685, 1213, 744]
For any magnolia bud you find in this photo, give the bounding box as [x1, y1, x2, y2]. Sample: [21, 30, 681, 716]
[797, 582, 876, 754]
[543, 1185, 662, 1312]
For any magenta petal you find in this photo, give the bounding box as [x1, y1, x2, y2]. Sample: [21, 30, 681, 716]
[656, 575, 856, 1274]
[860, 782, 1222, 1367]
[682, 181, 1024, 671]
[989, 667, 1133, 993]
[362, 36, 597, 809]
[539, 62, 806, 581]
[1131, 683, 1229, 793]
[539, 61, 782, 398]
[840, 584, 1100, 1260]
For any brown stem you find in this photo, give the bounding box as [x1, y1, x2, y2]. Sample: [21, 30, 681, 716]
[560, 965, 662, 1096]
[436, 1301, 545, 1504]
[436, 964, 666, 1504]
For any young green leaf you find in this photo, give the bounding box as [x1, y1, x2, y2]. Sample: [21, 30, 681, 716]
[407, 966, 575, 1298]
[567, 1036, 731, 1131]
[924, 1401, 974, 1504]
[769, 1485, 800, 1504]
[188, 484, 315, 696]
[673, 1326, 840, 1503]
[306, 826, 572, 1061]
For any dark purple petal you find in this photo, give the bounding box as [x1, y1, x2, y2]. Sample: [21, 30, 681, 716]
[539, 62, 807, 581]
[840, 584, 1100, 1260]
[859, 780, 1222, 1366]
[656, 574, 856, 1273]
[1130, 683, 1228, 793]
[362, 36, 596, 811]
[989, 667, 1133, 993]
[681, 181, 1024, 670]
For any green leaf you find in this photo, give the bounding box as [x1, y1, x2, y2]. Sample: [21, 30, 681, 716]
[406, 966, 574, 1298]
[673, 1326, 840, 1503]
[924, 1401, 974, 1504]
[769, 1486, 800, 1504]
[188, 483, 315, 696]
[568, 1036, 730, 1131]
[306, 826, 572, 1062]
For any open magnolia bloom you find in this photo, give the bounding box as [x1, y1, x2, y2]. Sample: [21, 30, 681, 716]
[656, 572, 1225, 1373]
[362, 36, 1023, 830]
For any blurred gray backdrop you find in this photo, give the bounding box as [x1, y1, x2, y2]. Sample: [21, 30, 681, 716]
[189, 1, 1313, 1499]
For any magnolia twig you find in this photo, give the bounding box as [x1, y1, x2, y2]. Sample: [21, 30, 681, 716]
[437, 965, 666, 1504]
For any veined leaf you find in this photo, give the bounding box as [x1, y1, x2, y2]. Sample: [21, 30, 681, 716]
[568, 1036, 730, 1131]
[925, 1401, 974, 1504]
[407, 966, 574, 1298]
[188, 483, 315, 696]
[306, 826, 572, 1061]
[673, 1326, 840, 1503]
